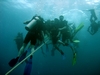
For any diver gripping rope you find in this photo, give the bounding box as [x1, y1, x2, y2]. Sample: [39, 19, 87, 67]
[5, 39, 49, 75]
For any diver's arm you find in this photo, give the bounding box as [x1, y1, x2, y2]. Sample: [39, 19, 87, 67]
[68, 22, 74, 26]
[58, 40, 65, 46]
[57, 31, 61, 38]
[59, 26, 66, 31]
[23, 15, 36, 24]
[23, 20, 31, 24]
[23, 18, 32, 24]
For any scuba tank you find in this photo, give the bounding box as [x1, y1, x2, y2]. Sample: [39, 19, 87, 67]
[25, 16, 40, 31]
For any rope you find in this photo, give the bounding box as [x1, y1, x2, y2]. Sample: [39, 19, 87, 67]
[5, 39, 49, 75]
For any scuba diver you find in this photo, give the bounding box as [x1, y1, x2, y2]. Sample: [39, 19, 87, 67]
[58, 15, 73, 46]
[14, 32, 23, 51]
[49, 19, 65, 57]
[58, 15, 74, 44]
[87, 9, 100, 35]
[43, 18, 64, 57]
[58, 15, 84, 65]
[9, 15, 45, 67]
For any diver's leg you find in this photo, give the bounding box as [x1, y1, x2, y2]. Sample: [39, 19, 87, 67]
[17, 32, 31, 57]
[18, 43, 27, 57]
[69, 44, 75, 53]
[90, 9, 97, 21]
[30, 45, 35, 53]
[87, 26, 94, 35]
[90, 14, 93, 23]
[54, 44, 64, 55]
[30, 39, 37, 55]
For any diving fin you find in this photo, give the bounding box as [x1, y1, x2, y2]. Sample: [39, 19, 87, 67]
[75, 23, 84, 33]
[8, 57, 19, 67]
[72, 22, 84, 38]
[73, 40, 80, 43]
[23, 56, 32, 75]
[72, 52, 76, 66]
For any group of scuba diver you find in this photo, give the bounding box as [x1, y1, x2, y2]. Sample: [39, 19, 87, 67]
[7, 9, 100, 75]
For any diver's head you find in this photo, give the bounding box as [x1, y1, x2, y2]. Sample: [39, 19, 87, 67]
[54, 18, 59, 22]
[59, 15, 64, 21]
[64, 20, 68, 24]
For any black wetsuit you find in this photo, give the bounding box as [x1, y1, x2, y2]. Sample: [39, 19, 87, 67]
[24, 16, 44, 45]
[59, 20, 71, 42]
[88, 9, 99, 35]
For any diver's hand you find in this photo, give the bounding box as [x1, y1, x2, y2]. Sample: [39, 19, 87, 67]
[23, 21, 30, 24]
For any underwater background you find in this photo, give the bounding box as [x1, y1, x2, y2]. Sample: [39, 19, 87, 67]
[0, 0, 100, 75]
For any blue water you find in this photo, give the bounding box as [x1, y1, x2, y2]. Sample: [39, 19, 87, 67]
[0, 0, 100, 75]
